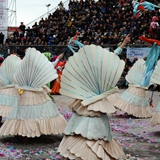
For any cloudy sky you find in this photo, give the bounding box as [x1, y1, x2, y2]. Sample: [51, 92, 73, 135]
[8, 0, 69, 27]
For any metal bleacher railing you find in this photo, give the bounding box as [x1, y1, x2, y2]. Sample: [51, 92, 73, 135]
[0, 44, 152, 59]
[25, 0, 70, 28]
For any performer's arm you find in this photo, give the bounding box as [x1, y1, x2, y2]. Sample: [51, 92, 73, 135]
[52, 53, 64, 67]
[114, 34, 131, 55]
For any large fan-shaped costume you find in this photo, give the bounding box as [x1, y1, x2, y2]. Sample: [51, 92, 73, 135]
[0, 48, 67, 137]
[114, 59, 152, 118]
[58, 44, 126, 159]
[0, 55, 21, 117]
[150, 59, 160, 126]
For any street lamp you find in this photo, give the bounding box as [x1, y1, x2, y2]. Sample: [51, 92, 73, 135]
[46, 4, 51, 16]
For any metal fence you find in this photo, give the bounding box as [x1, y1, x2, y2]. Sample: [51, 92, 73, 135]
[0, 44, 152, 59]
[0, 45, 73, 59]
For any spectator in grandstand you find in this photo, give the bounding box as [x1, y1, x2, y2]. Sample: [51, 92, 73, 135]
[149, 16, 159, 37]
[13, 29, 19, 38]
[3, 0, 159, 54]
[58, 1, 64, 9]
[0, 32, 4, 45]
[19, 22, 26, 36]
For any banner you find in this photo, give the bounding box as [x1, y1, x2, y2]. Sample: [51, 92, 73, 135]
[127, 47, 151, 62]
[0, 0, 8, 40]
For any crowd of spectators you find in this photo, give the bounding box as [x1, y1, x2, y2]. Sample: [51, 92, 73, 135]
[3, 0, 160, 48]
[2, 0, 160, 90]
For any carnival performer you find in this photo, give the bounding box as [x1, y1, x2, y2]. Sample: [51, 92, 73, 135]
[150, 59, 160, 126]
[0, 55, 21, 125]
[0, 48, 67, 137]
[43, 52, 65, 67]
[149, 16, 159, 38]
[114, 59, 153, 118]
[42, 52, 65, 102]
[51, 59, 67, 95]
[106, 35, 131, 104]
[69, 32, 130, 110]
[57, 35, 130, 160]
[132, 0, 160, 19]
[43, 52, 64, 91]
[138, 36, 160, 125]
[114, 35, 160, 118]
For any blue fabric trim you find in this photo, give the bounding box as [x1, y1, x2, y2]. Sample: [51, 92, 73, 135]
[0, 94, 18, 107]
[67, 39, 84, 55]
[64, 112, 112, 141]
[8, 100, 60, 120]
[120, 91, 149, 107]
[74, 40, 84, 48]
[142, 43, 160, 87]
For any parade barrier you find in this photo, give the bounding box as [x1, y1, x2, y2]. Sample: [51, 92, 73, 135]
[127, 47, 152, 62]
[0, 44, 152, 60]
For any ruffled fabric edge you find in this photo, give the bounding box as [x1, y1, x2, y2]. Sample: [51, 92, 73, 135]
[0, 88, 20, 97]
[58, 135, 125, 160]
[150, 112, 160, 126]
[107, 93, 120, 104]
[69, 99, 101, 117]
[69, 98, 116, 115]
[0, 114, 67, 137]
[118, 89, 149, 108]
[18, 90, 51, 106]
[114, 99, 152, 118]
[9, 100, 61, 120]
[127, 86, 146, 97]
[64, 113, 112, 141]
[87, 97, 117, 114]
[0, 105, 13, 117]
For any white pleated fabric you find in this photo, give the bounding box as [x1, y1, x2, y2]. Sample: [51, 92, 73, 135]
[0, 55, 21, 117]
[0, 48, 67, 137]
[58, 44, 126, 159]
[114, 86, 152, 118]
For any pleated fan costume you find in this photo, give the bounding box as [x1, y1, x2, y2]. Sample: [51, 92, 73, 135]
[0, 55, 21, 117]
[0, 48, 67, 137]
[114, 59, 152, 118]
[58, 44, 126, 160]
[150, 59, 160, 126]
